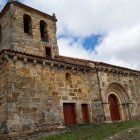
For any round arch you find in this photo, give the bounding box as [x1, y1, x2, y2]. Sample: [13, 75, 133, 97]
[108, 94, 121, 121]
[103, 83, 131, 121]
[40, 20, 49, 42]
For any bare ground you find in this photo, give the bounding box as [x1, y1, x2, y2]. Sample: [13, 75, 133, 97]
[104, 125, 140, 140]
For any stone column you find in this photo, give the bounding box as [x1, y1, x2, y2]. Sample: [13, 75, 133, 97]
[118, 104, 126, 121]
[76, 102, 83, 124]
[103, 103, 111, 121]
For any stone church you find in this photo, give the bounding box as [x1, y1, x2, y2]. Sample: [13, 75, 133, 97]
[0, 0, 140, 136]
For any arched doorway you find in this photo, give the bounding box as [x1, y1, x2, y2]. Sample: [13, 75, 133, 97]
[103, 83, 132, 121]
[108, 94, 120, 121]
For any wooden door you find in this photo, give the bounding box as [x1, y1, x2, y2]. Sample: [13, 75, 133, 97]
[82, 104, 90, 123]
[108, 95, 121, 121]
[63, 103, 76, 125]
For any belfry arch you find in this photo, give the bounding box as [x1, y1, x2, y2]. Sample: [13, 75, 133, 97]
[103, 83, 132, 121]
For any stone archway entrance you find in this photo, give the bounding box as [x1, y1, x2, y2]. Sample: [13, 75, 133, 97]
[108, 94, 121, 121]
[103, 83, 132, 121]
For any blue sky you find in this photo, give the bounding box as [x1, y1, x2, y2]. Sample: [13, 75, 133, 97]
[58, 34, 101, 50]
[0, 0, 6, 10]
[1, 0, 140, 70]
[82, 35, 102, 50]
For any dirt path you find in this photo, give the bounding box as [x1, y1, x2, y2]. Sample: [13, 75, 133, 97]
[104, 125, 140, 140]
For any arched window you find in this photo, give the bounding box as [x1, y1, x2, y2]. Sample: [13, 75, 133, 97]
[40, 20, 49, 42]
[23, 14, 32, 35]
[66, 73, 71, 84]
[0, 25, 1, 44]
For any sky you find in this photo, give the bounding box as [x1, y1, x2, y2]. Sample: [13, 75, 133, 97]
[1, 0, 140, 70]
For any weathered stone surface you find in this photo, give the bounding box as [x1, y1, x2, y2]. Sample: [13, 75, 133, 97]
[0, 1, 140, 139]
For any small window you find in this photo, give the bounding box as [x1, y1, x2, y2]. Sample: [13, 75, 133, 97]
[66, 73, 71, 84]
[40, 20, 49, 42]
[23, 14, 32, 35]
[45, 47, 51, 57]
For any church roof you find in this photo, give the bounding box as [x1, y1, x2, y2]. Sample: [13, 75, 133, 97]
[54, 55, 93, 68]
[0, 49, 91, 69]
[57, 56, 140, 74]
[0, 49, 140, 74]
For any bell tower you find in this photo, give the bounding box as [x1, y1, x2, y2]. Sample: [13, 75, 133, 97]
[0, 1, 59, 57]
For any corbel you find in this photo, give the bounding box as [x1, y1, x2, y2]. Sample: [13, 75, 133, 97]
[64, 65, 67, 69]
[57, 64, 61, 68]
[115, 69, 119, 74]
[42, 61, 46, 67]
[83, 69, 86, 73]
[108, 68, 111, 72]
[23, 57, 27, 64]
[71, 66, 74, 70]
[13, 55, 17, 63]
[50, 62, 54, 68]
[4, 54, 10, 61]
[123, 71, 126, 75]
[135, 73, 138, 76]
[33, 59, 37, 66]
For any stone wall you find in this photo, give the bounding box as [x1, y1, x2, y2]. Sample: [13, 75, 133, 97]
[3, 58, 103, 134]
[0, 61, 8, 134]
[0, 2, 59, 56]
[131, 76, 140, 118]
[97, 67, 140, 121]
[0, 53, 139, 135]
[1, 1, 140, 138]
[0, 7, 12, 50]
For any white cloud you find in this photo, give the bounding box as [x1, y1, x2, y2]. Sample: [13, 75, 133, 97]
[21, 0, 140, 37]
[1, 0, 140, 70]
[93, 24, 140, 69]
[58, 24, 140, 70]
[58, 37, 94, 60]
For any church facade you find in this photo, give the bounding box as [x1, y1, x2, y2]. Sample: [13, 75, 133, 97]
[0, 1, 140, 136]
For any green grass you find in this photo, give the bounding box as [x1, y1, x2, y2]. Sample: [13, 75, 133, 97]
[39, 119, 140, 140]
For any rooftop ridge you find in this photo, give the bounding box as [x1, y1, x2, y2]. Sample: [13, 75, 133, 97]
[55, 55, 97, 63]
[0, 49, 91, 68]
[0, 49, 139, 73]
[98, 62, 140, 73]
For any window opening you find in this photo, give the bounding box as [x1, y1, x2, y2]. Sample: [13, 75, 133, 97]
[23, 14, 32, 35]
[40, 20, 49, 42]
[66, 73, 71, 84]
[45, 47, 51, 57]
